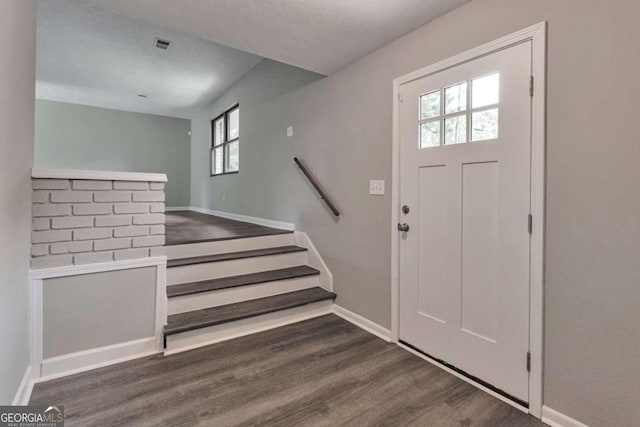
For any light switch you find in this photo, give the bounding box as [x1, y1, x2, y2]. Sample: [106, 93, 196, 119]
[286, 126, 294, 137]
[369, 180, 385, 195]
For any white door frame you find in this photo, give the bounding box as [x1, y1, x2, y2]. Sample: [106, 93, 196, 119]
[390, 22, 546, 417]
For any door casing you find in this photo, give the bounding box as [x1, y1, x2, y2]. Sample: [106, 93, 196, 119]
[390, 22, 546, 418]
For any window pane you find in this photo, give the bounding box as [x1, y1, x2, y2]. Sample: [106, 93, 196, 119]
[226, 141, 239, 172]
[445, 115, 467, 145]
[445, 82, 467, 114]
[228, 108, 239, 140]
[213, 146, 224, 174]
[420, 121, 440, 148]
[420, 91, 440, 119]
[472, 108, 499, 141]
[472, 73, 500, 108]
[214, 118, 224, 146]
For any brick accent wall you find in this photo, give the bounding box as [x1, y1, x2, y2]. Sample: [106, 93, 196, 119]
[31, 178, 166, 269]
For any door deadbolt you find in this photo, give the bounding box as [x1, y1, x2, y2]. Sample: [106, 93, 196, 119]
[402, 205, 410, 214]
[397, 223, 410, 232]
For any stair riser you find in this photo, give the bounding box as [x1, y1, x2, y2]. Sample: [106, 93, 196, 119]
[166, 234, 295, 260]
[167, 252, 308, 285]
[164, 299, 334, 355]
[168, 276, 320, 314]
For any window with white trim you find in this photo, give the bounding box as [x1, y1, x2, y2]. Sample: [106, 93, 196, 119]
[419, 73, 500, 148]
[211, 104, 239, 176]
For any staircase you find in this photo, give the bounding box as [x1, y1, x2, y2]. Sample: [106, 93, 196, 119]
[163, 232, 336, 354]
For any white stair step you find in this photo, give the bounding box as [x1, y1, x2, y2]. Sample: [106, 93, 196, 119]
[167, 246, 308, 285]
[166, 233, 295, 260]
[164, 290, 335, 355]
[167, 266, 321, 314]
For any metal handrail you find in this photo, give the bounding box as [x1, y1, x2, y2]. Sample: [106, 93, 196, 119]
[294, 157, 340, 217]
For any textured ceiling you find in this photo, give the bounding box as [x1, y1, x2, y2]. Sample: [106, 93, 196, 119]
[36, 0, 263, 118]
[83, 0, 470, 75]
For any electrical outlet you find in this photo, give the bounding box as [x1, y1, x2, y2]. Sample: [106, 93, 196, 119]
[369, 180, 385, 195]
[286, 126, 293, 138]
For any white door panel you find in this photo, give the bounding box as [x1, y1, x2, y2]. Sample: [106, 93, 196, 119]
[399, 41, 532, 401]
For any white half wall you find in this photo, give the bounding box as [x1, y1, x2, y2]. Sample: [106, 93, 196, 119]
[29, 256, 167, 379]
[42, 267, 157, 358]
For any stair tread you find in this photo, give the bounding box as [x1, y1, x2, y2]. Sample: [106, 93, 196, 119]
[167, 266, 320, 298]
[164, 287, 336, 335]
[167, 245, 307, 268]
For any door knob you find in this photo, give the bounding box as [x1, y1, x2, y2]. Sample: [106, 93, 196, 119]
[397, 223, 410, 232]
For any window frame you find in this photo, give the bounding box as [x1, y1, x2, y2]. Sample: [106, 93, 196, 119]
[418, 72, 500, 148]
[210, 103, 240, 176]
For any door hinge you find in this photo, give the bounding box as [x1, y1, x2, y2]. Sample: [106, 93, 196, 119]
[529, 76, 534, 97]
[526, 352, 531, 372]
[528, 214, 533, 234]
[398, 92, 404, 103]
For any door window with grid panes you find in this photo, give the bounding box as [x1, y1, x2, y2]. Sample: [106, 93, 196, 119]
[419, 73, 500, 148]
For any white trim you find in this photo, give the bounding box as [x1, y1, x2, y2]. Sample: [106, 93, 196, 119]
[165, 206, 192, 211]
[38, 338, 159, 381]
[173, 206, 295, 231]
[542, 406, 589, 427]
[333, 305, 391, 342]
[29, 256, 167, 280]
[29, 256, 167, 380]
[390, 22, 547, 418]
[30, 277, 43, 379]
[155, 261, 167, 351]
[398, 343, 528, 414]
[527, 21, 548, 419]
[294, 231, 333, 292]
[11, 366, 33, 405]
[31, 168, 167, 182]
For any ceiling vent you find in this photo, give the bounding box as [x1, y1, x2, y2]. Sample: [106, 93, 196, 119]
[154, 38, 171, 50]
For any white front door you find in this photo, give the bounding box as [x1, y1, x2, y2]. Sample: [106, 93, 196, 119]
[398, 41, 532, 402]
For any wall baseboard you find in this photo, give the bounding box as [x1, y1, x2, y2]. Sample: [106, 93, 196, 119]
[11, 365, 33, 405]
[38, 337, 159, 382]
[333, 305, 392, 342]
[542, 406, 589, 427]
[167, 206, 295, 231]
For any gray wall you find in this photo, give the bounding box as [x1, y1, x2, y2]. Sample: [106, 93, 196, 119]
[0, 0, 36, 404]
[190, 59, 324, 217]
[34, 100, 191, 207]
[190, 0, 640, 425]
[43, 267, 157, 358]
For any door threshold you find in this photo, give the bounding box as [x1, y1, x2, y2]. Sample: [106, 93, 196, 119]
[398, 340, 529, 413]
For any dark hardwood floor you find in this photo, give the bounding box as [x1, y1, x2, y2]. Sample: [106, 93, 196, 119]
[165, 210, 291, 246]
[30, 315, 545, 427]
